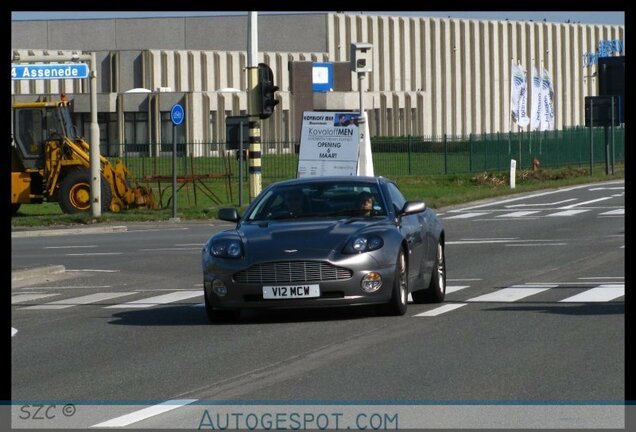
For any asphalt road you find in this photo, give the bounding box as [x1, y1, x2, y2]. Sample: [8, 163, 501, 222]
[10, 180, 625, 429]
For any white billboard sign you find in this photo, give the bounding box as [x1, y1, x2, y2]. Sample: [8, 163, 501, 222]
[297, 111, 361, 177]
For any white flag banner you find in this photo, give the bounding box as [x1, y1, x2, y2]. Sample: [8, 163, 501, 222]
[530, 65, 543, 131]
[541, 67, 555, 131]
[510, 63, 529, 127]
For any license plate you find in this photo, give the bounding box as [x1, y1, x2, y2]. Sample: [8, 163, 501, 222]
[263, 284, 320, 299]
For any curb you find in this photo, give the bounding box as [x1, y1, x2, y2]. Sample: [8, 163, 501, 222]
[12, 265, 66, 282]
[11, 225, 128, 238]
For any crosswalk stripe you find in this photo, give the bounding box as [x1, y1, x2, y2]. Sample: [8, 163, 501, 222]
[12, 293, 59, 304]
[598, 209, 624, 216]
[546, 209, 589, 217]
[444, 212, 488, 219]
[559, 285, 625, 302]
[466, 286, 555, 302]
[446, 285, 470, 294]
[414, 303, 466, 316]
[22, 292, 138, 310]
[496, 211, 541, 218]
[105, 291, 202, 309]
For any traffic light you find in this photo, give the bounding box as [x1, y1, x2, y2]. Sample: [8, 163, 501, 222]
[257, 63, 279, 119]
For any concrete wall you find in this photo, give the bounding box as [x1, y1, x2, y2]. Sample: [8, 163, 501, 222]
[11, 13, 625, 143]
[11, 14, 328, 52]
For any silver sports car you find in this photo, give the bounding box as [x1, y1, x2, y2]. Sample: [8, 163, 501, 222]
[202, 176, 445, 322]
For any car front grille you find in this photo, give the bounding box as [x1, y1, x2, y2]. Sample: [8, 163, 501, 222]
[234, 261, 352, 284]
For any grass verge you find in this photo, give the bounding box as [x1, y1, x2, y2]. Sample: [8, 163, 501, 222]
[11, 164, 624, 228]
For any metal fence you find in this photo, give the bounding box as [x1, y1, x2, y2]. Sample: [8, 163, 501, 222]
[113, 126, 625, 183]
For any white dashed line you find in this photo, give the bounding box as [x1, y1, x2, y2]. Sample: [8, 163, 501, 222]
[91, 399, 197, 428]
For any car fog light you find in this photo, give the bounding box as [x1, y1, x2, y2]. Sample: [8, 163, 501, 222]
[361, 272, 382, 292]
[212, 280, 228, 297]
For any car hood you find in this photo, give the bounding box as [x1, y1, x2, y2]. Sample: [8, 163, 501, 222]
[238, 218, 387, 262]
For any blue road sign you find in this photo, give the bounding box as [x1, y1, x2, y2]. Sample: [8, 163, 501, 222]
[11, 63, 89, 80]
[171, 104, 185, 126]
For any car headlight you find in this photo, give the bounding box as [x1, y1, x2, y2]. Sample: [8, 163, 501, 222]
[343, 235, 384, 254]
[209, 239, 243, 259]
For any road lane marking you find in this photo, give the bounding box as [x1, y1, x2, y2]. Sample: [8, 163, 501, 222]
[443, 212, 489, 219]
[91, 399, 197, 428]
[18, 285, 113, 290]
[138, 248, 202, 251]
[65, 269, 120, 273]
[106, 291, 202, 309]
[466, 285, 555, 302]
[559, 285, 624, 302]
[559, 196, 614, 209]
[505, 243, 567, 247]
[44, 245, 98, 249]
[506, 199, 577, 207]
[456, 182, 622, 211]
[65, 252, 123, 256]
[598, 209, 624, 216]
[589, 187, 624, 191]
[11, 328, 17, 337]
[446, 285, 470, 294]
[414, 303, 466, 316]
[546, 209, 590, 217]
[12, 293, 59, 304]
[578, 277, 624, 280]
[23, 292, 138, 310]
[496, 211, 541, 218]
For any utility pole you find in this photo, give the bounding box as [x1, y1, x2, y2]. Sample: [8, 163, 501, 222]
[247, 12, 262, 201]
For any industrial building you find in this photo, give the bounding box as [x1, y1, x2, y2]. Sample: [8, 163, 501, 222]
[11, 12, 625, 156]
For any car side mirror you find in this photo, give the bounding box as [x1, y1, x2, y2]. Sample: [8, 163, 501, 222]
[400, 200, 426, 216]
[218, 208, 240, 222]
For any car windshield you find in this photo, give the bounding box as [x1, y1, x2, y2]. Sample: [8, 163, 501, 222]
[246, 182, 386, 221]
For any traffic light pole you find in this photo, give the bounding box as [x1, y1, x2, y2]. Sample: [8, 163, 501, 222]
[247, 12, 262, 201]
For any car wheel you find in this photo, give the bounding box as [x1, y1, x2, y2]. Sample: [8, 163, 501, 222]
[386, 249, 408, 316]
[412, 240, 446, 303]
[204, 288, 240, 323]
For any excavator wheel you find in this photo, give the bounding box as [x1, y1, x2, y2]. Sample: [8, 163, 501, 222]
[58, 169, 112, 214]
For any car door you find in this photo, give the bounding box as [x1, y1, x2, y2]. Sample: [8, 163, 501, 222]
[385, 183, 427, 284]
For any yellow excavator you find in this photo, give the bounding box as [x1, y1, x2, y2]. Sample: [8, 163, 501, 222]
[11, 96, 156, 215]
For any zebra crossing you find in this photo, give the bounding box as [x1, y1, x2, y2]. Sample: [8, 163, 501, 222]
[414, 282, 624, 317]
[442, 208, 623, 220]
[13, 282, 624, 315]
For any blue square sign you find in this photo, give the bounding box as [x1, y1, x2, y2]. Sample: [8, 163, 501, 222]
[312, 63, 333, 92]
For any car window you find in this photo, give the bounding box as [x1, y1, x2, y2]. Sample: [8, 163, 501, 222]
[386, 182, 407, 213]
[245, 182, 386, 220]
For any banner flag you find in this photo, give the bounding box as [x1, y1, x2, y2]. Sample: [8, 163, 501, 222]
[541, 67, 555, 131]
[510, 62, 529, 127]
[530, 65, 543, 131]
